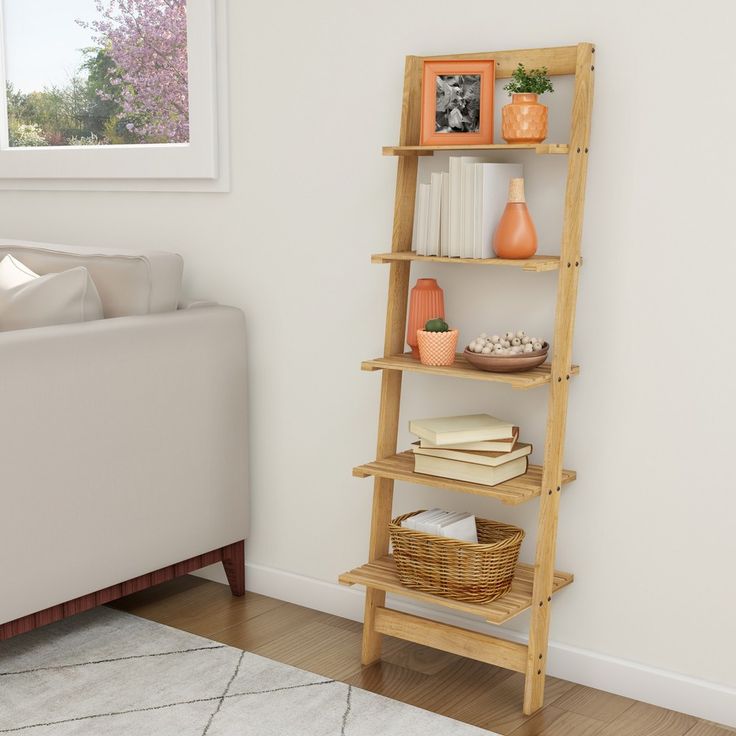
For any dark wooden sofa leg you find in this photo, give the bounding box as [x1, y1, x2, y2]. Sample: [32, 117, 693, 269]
[221, 540, 246, 596]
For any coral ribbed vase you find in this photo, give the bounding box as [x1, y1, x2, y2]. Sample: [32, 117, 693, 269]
[502, 93, 548, 144]
[417, 330, 459, 366]
[406, 278, 445, 357]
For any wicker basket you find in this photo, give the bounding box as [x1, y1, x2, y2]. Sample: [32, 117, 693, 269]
[389, 511, 525, 604]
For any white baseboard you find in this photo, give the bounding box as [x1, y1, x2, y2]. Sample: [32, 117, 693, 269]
[193, 562, 736, 727]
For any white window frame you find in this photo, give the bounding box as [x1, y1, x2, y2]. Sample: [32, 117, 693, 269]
[0, 0, 229, 192]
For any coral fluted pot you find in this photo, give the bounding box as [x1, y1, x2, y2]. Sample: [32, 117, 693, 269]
[417, 329, 458, 366]
[502, 93, 548, 144]
[406, 278, 445, 357]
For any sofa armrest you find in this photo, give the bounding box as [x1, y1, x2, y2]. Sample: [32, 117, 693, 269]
[0, 307, 248, 624]
[179, 298, 219, 310]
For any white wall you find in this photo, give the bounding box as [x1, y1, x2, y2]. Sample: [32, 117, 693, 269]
[3, 0, 735, 723]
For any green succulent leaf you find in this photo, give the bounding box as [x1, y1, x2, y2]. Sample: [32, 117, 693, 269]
[503, 64, 554, 96]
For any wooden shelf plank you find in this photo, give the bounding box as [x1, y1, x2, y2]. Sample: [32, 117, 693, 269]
[353, 450, 576, 505]
[371, 252, 561, 272]
[383, 143, 569, 157]
[339, 556, 574, 625]
[362, 352, 580, 390]
[424, 46, 578, 79]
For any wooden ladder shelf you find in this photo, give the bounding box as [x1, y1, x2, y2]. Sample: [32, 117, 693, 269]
[339, 42, 594, 715]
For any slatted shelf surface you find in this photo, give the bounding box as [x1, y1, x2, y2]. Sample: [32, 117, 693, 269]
[383, 143, 569, 156]
[371, 252, 561, 272]
[353, 450, 576, 505]
[339, 556, 574, 625]
[362, 352, 580, 390]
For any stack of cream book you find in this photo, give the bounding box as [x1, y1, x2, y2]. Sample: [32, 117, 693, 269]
[401, 508, 478, 543]
[409, 414, 530, 487]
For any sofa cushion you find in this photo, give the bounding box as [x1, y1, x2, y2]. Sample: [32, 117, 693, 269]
[0, 240, 183, 318]
[0, 255, 104, 331]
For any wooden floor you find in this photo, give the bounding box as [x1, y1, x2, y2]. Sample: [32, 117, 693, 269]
[111, 576, 733, 736]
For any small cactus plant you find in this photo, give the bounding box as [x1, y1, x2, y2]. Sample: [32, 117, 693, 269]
[424, 317, 449, 333]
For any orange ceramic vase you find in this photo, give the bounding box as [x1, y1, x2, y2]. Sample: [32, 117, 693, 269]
[406, 278, 445, 356]
[493, 178, 538, 259]
[502, 93, 548, 143]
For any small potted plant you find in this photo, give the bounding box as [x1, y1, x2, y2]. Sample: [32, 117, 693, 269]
[501, 64, 554, 144]
[417, 318, 458, 366]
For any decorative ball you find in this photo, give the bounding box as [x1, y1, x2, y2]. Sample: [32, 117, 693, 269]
[471, 329, 548, 358]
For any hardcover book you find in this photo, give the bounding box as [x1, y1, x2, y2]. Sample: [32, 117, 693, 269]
[413, 441, 532, 467]
[409, 413, 515, 446]
[418, 427, 519, 452]
[413, 454, 528, 487]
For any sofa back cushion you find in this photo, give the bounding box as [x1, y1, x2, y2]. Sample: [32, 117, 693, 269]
[0, 254, 104, 331]
[0, 240, 183, 318]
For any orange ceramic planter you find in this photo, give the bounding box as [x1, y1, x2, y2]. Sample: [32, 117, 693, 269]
[502, 93, 548, 144]
[417, 329, 459, 366]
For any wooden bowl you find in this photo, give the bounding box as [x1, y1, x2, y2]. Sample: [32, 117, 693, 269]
[463, 343, 549, 373]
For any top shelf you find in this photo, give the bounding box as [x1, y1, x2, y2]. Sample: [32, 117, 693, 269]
[383, 143, 569, 157]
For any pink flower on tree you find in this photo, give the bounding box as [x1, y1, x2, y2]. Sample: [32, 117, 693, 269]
[81, 0, 189, 143]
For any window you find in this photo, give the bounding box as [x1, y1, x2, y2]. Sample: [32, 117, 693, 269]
[0, 0, 228, 190]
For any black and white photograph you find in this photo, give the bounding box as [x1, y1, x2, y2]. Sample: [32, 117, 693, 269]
[435, 74, 481, 132]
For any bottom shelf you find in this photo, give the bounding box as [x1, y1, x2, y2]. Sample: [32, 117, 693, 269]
[339, 555, 573, 625]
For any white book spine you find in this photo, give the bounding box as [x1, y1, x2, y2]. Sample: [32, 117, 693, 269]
[428, 172, 442, 257]
[448, 158, 462, 257]
[414, 184, 431, 256]
[461, 160, 476, 258]
[473, 164, 483, 259]
[440, 172, 450, 257]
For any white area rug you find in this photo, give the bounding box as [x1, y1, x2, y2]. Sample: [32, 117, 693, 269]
[0, 607, 495, 735]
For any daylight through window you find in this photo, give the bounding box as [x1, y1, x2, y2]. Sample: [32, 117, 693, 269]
[2, 0, 189, 148]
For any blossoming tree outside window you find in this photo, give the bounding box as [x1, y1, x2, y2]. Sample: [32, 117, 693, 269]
[0, 0, 226, 190]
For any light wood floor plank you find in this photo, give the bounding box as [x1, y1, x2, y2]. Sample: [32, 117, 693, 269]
[595, 701, 698, 736]
[554, 683, 636, 722]
[685, 723, 736, 736]
[110, 577, 284, 638]
[509, 707, 607, 736]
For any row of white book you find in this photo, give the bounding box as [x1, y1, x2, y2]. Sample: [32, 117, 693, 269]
[413, 158, 522, 259]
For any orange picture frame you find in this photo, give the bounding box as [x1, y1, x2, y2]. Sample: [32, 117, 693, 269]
[420, 59, 495, 146]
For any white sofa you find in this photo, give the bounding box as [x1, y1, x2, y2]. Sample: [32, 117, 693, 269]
[0, 241, 248, 639]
